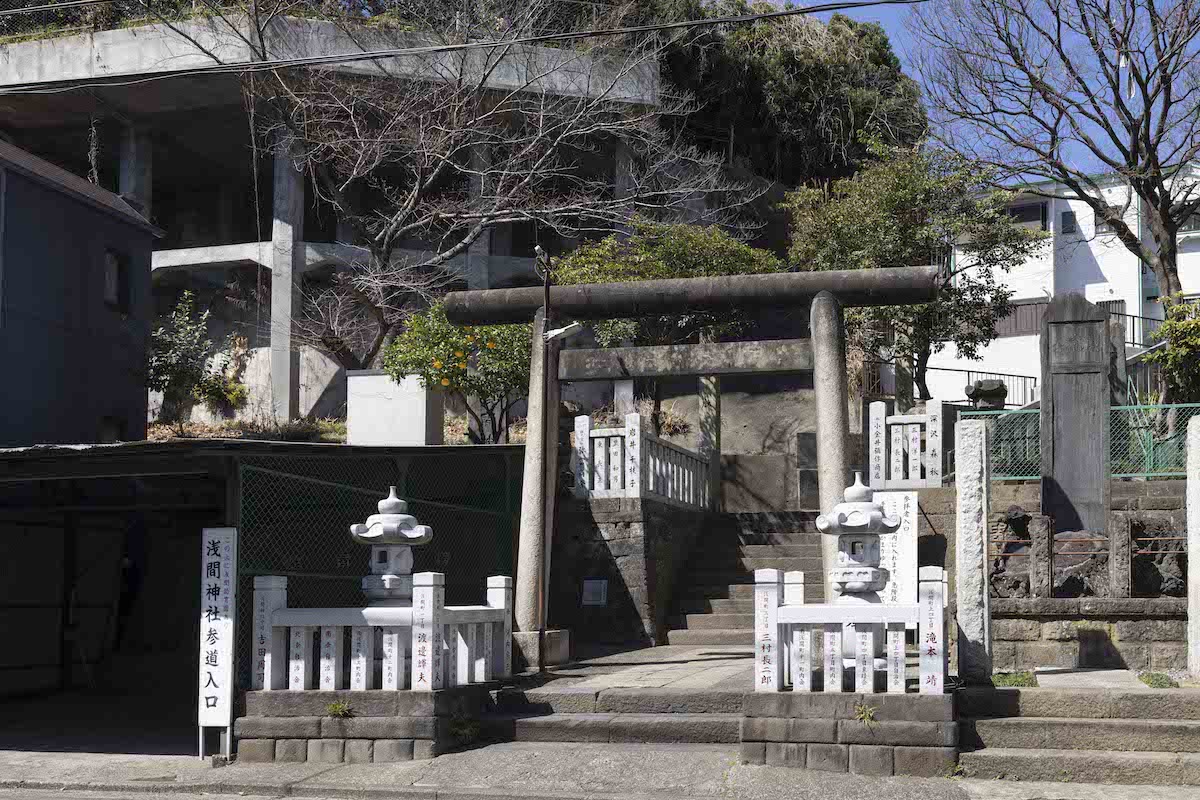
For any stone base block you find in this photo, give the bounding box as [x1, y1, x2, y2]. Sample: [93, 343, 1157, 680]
[307, 739, 345, 763]
[849, 745, 893, 776]
[275, 739, 307, 763]
[373, 739, 415, 763]
[765, 743, 806, 768]
[236, 739, 275, 763]
[344, 740, 373, 764]
[513, 629, 571, 670]
[806, 743, 848, 772]
[740, 741, 766, 765]
[414, 739, 439, 760]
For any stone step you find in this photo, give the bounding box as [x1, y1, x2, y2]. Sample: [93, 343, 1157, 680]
[665, 628, 754, 646]
[494, 688, 745, 716]
[681, 613, 753, 630]
[737, 557, 824, 572]
[735, 532, 824, 546]
[679, 584, 825, 603]
[480, 712, 741, 744]
[964, 716, 1200, 752]
[959, 747, 1200, 785]
[958, 687, 1200, 720]
[736, 545, 822, 558]
[725, 511, 821, 534]
[703, 599, 754, 614]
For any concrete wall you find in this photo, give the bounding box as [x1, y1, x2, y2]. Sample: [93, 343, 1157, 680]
[0, 169, 153, 446]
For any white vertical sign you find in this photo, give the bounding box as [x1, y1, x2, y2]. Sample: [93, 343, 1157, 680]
[198, 528, 237, 736]
[919, 566, 945, 695]
[868, 402, 887, 488]
[877, 491, 918, 607]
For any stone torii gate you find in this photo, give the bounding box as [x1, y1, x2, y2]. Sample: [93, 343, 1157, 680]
[443, 265, 941, 668]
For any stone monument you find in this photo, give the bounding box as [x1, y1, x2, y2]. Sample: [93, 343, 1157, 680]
[815, 473, 901, 661]
[349, 486, 433, 605]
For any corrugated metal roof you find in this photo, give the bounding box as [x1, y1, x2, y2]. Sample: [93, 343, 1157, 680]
[0, 137, 162, 236]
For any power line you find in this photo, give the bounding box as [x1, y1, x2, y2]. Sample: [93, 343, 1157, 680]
[0, 0, 927, 96]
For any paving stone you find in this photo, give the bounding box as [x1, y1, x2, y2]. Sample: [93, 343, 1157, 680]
[893, 746, 957, 777]
[372, 739, 414, 763]
[235, 739, 274, 763]
[500, 688, 598, 714]
[739, 741, 765, 765]
[307, 738, 344, 763]
[344, 740, 373, 764]
[765, 743, 806, 768]
[607, 713, 740, 743]
[848, 744, 893, 776]
[235, 716, 320, 738]
[836, 720, 957, 747]
[274, 739, 307, 763]
[806, 743, 848, 772]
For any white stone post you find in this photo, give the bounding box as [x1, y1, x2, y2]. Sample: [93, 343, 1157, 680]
[252, 576, 287, 691]
[574, 415, 592, 497]
[487, 576, 513, 678]
[319, 626, 344, 690]
[792, 626, 812, 693]
[823, 623, 843, 693]
[886, 623, 905, 694]
[955, 419, 992, 683]
[926, 400, 943, 487]
[783, 571, 804, 685]
[412, 572, 445, 690]
[753, 569, 783, 692]
[380, 626, 405, 690]
[1188, 417, 1200, 677]
[288, 626, 314, 690]
[855, 629, 875, 694]
[624, 413, 642, 499]
[890, 425, 904, 482]
[919, 566, 947, 694]
[869, 401, 887, 489]
[349, 626, 375, 690]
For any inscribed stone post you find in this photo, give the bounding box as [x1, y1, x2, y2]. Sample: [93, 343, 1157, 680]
[876, 491, 918, 606]
[1040, 294, 1111, 534]
[753, 569, 783, 691]
[1188, 417, 1200, 677]
[955, 420, 992, 683]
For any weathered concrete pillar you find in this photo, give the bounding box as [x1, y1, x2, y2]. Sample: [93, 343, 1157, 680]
[811, 291, 850, 598]
[270, 144, 304, 421]
[513, 308, 569, 669]
[699, 373, 721, 511]
[1187, 416, 1200, 677]
[118, 126, 152, 217]
[955, 418, 992, 683]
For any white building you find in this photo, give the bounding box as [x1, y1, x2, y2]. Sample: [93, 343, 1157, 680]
[921, 173, 1200, 407]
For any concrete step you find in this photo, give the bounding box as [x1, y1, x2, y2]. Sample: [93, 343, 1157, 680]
[707, 599, 753, 613]
[679, 584, 825, 603]
[681, 613, 753, 630]
[737, 545, 822, 558]
[959, 687, 1200, 720]
[959, 747, 1200, 785]
[964, 716, 1200, 752]
[737, 557, 824, 572]
[726, 511, 821, 534]
[665, 628, 754, 646]
[735, 532, 823, 546]
[494, 688, 745, 716]
[480, 712, 741, 744]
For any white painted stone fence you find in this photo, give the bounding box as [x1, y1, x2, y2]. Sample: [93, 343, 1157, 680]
[252, 573, 512, 692]
[868, 401, 944, 490]
[754, 566, 948, 694]
[573, 413, 710, 509]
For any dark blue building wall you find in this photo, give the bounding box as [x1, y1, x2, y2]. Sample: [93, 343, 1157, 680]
[0, 169, 154, 446]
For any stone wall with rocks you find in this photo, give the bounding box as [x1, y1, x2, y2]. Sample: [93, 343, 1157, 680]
[235, 687, 492, 763]
[551, 497, 703, 645]
[739, 692, 958, 777]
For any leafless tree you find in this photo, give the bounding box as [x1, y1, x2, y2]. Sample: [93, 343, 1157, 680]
[141, 0, 760, 369]
[910, 0, 1200, 300]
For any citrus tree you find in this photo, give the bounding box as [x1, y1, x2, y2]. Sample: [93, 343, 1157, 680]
[1141, 297, 1200, 404]
[382, 305, 531, 443]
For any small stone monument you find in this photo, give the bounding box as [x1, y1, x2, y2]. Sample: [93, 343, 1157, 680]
[349, 486, 433, 606]
[964, 379, 1008, 409]
[816, 473, 901, 660]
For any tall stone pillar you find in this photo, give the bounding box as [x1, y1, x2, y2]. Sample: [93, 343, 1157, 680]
[698, 331, 721, 511]
[270, 144, 304, 422]
[810, 291, 850, 600]
[955, 419, 992, 683]
[118, 127, 152, 217]
[1188, 417, 1200, 677]
[513, 308, 569, 669]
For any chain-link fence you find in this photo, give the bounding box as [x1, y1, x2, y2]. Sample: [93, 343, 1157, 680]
[960, 404, 1200, 481]
[234, 447, 521, 689]
[1111, 404, 1200, 478]
[960, 408, 1041, 480]
[0, 0, 203, 45]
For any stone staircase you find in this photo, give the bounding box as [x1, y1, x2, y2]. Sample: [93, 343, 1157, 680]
[666, 512, 825, 646]
[959, 687, 1200, 785]
[483, 687, 743, 744]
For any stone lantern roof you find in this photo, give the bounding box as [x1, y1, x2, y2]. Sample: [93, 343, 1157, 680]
[349, 486, 433, 547]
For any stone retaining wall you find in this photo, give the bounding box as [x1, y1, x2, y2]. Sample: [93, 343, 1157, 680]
[234, 687, 491, 763]
[738, 693, 958, 777]
[552, 497, 703, 645]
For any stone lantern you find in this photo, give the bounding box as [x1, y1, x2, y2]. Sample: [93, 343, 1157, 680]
[349, 486, 433, 606]
[815, 472, 900, 660]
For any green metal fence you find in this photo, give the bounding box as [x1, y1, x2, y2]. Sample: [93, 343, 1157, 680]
[960, 404, 1200, 480]
[960, 409, 1041, 480]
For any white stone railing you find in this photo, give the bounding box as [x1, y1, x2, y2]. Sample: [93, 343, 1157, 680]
[251, 573, 512, 692]
[867, 400, 944, 489]
[573, 413, 709, 509]
[754, 567, 947, 694]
